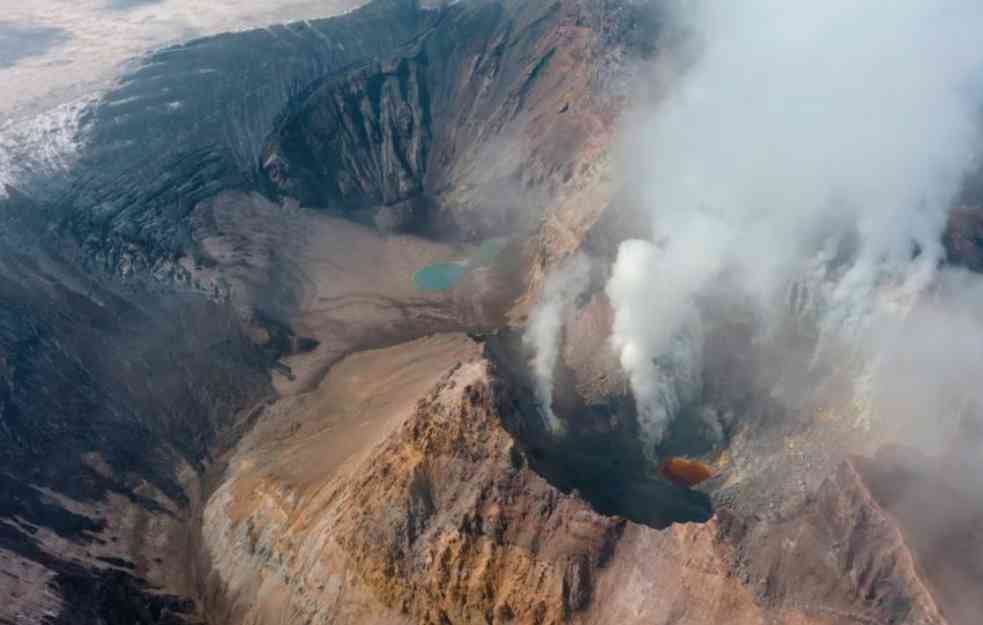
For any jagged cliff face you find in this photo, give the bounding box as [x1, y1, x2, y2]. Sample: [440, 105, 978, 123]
[3, 1, 983, 624]
[50, 0, 444, 283]
[199, 335, 967, 625]
[260, 0, 640, 238]
[202, 336, 626, 625]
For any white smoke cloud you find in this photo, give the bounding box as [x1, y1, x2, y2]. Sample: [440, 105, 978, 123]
[607, 237, 710, 447]
[524, 253, 592, 432]
[610, 0, 983, 452]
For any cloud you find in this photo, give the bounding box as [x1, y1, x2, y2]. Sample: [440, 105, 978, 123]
[609, 0, 983, 454]
[0, 22, 70, 69]
[105, 0, 162, 11]
[0, 0, 366, 118]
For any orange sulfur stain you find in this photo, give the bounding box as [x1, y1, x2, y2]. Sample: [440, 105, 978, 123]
[659, 457, 715, 489]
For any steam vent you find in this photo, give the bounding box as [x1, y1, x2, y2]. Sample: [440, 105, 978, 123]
[3, 1, 983, 624]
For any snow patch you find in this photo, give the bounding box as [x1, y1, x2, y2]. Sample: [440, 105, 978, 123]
[0, 96, 95, 197]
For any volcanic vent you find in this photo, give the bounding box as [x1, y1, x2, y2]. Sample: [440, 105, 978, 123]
[484, 328, 715, 530]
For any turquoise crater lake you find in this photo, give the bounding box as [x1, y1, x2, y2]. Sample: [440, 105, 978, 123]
[412, 239, 508, 293]
[413, 262, 468, 292]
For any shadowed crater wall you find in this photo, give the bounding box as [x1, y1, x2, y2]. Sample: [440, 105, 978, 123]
[485, 331, 714, 530]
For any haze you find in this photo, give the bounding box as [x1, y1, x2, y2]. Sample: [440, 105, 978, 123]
[608, 0, 983, 452]
[0, 0, 364, 119]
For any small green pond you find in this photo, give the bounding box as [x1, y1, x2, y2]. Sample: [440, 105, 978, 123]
[412, 239, 508, 293]
[413, 263, 468, 292]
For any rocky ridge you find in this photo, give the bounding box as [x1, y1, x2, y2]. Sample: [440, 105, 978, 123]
[2, 0, 983, 624]
[201, 335, 967, 625]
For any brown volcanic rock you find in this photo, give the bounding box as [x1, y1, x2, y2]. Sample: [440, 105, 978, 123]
[201, 333, 967, 625]
[586, 454, 963, 625]
[332, 363, 624, 625]
[590, 520, 813, 625]
[262, 0, 649, 239]
[854, 444, 983, 625]
[202, 336, 625, 625]
[720, 460, 947, 625]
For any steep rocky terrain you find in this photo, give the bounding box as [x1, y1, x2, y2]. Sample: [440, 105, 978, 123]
[0, 189, 273, 624]
[200, 335, 967, 625]
[2, 1, 983, 624]
[260, 0, 650, 238]
[52, 0, 445, 283]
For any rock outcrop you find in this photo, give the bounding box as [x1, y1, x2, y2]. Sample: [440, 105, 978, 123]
[201, 334, 966, 625]
[258, 0, 655, 245]
[200, 335, 612, 625]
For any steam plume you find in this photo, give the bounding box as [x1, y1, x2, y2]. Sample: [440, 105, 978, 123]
[610, 1, 983, 451]
[524, 253, 591, 432]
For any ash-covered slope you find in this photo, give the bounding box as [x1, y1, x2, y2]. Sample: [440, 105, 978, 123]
[0, 190, 275, 624]
[37, 0, 442, 281]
